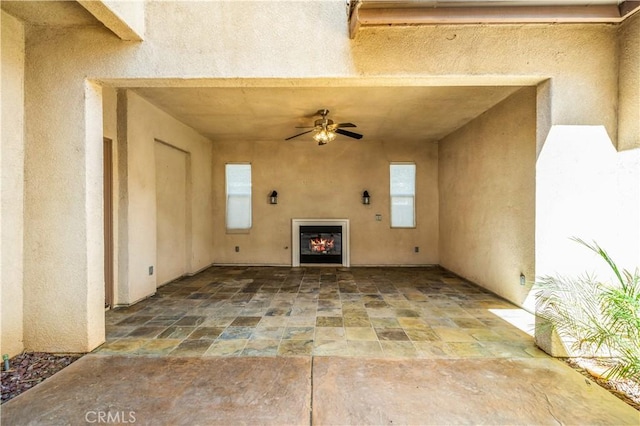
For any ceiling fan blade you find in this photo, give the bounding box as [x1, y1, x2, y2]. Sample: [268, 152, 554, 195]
[285, 130, 314, 140]
[336, 123, 357, 128]
[335, 128, 363, 139]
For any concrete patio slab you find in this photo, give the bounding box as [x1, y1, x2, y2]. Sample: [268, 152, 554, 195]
[312, 357, 639, 425]
[3, 353, 638, 425]
[1, 354, 311, 425]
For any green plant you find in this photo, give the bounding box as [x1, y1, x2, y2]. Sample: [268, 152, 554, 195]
[535, 238, 640, 381]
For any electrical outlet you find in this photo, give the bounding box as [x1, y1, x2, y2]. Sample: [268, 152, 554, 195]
[414, 246, 419, 253]
[235, 246, 240, 252]
[148, 266, 154, 275]
[520, 273, 526, 285]
[375, 214, 382, 221]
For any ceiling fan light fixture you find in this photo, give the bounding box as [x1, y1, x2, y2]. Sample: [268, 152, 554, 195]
[313, 129, 336, 145]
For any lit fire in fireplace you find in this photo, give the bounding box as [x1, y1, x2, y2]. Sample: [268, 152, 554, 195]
[309, 236, 335, 253]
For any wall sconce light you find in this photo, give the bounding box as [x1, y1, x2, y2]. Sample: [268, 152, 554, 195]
[362, 190, 370, 205]
[269, 190, 278, 204]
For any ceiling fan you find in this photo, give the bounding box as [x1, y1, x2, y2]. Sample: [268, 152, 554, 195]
[285, 109, 363, 145]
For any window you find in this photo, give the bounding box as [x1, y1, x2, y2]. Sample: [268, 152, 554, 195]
[225, 164, 252, 230]
[390, 163, 416, 228]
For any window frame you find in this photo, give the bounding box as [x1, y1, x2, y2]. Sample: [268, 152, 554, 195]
[225, 163, 252, 232]
[389, 162, 416, 229]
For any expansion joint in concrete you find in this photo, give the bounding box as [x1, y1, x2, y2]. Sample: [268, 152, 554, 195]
[309, 356, 315, 426]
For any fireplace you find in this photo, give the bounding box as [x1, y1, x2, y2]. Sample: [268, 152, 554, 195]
[292, 219, 350, 267]
[300, 226, 342, 264]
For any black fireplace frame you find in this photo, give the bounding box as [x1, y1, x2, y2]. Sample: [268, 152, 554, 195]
[299, 225, 342, 264]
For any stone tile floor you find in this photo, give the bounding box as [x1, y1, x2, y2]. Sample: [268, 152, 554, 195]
[96, 266, 544, 359]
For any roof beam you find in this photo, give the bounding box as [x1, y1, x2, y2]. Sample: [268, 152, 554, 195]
[77, 0, 144, 41]
[350, 3, 640, 38]
[620, 1, 640, 17]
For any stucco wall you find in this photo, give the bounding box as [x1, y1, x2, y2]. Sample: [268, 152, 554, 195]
[536, 127, 640, 280]
[103, 87, 117, 140]
[212, 139, 439, 266]
[121, 91, 213, 304]
[439, 88, 536, 307]
[618, 12, 640, 151]
[616, 149, 640, 269]
[23, 2, 620, 134]
[352, 23, 618, 143]
[1, 11, 25, 356]
[103, 0, 145, 36]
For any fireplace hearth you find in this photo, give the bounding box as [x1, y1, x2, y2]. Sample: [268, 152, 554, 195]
[292, 219, 350, 267]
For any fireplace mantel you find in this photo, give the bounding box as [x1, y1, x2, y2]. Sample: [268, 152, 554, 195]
[292, 219, 350, 267]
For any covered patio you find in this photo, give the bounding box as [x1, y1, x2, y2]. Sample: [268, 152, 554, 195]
[2, 0, 640, 422]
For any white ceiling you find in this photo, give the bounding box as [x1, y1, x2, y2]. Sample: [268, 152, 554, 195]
[133, 85, 523, 144]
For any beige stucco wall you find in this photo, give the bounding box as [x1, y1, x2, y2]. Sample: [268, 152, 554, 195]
[102, 0, 145, 36]
[103, 87, 117, 141]
[22, 79, 106, 353]
[439, 88, 536, 307]
[212, 139, 439, 266]
[85, 81, 106, 352]
[25, 1, 619, 133]
[617, 150, 640, 270]
[536, 126, 640, 281]
[119, 91, 213, 304]
[352, 23, 618, 142]
[618, 12, 640, 151]
[11, 0, 634, 351]
[1, 11, 25, 356]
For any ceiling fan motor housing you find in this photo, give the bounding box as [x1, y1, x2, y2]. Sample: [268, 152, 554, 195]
[315, 118, 334, 128]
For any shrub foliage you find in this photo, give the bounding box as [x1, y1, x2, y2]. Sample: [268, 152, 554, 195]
[535, 238, 640, 381]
